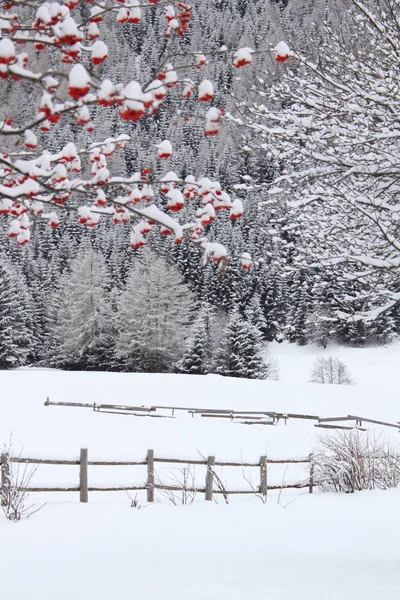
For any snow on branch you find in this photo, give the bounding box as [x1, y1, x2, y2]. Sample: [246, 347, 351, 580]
[0, 0, 292, 271]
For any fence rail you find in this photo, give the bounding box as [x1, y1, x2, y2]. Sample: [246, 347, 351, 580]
[44, 398, 400, 431]
[0, 449, 313, 504]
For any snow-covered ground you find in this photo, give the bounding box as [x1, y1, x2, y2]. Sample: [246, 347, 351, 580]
[1, 341, 400, 599]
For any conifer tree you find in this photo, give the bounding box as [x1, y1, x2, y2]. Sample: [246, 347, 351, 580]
[0, 258, 34, 369]
[53, 247, 114, 370]
[115, 249, 196, 373]
[245, 294, 269, 339]
[215, 309, 269, 379]
[177, 304, 214, 374]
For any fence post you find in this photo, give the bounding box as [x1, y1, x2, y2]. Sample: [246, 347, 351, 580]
[147, 449, 154, 502]
[260, 456, 267, 500]
[80, 448, 88, 503]
[1, 453, 10, 507]
[205, 455, 215, 501]
[309, 455, 314, 494]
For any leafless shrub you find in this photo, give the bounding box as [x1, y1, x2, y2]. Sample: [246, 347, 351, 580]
[265, 356, 280, 381]
[314, 430, 400, 493]
[277, 465, 290, 505]
[241, 462, 268, 504]
[1, 441, 46, 521]
[208, 465, 229, 504]
[122, 489, 143, 509]
[198, 452, 229, 504]
[155, 465, 197, 505]
[310, 356, 354, 385]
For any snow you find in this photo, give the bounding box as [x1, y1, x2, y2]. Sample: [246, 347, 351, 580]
[139, 203, 183, 240]
[0, 37, 15, 63]
[68, 64, 90, 90]
[91, 40, 108, 64]
[275, 41, 291, 58]
[198, 79, 214, 101]
[1, 489, 399, 600]
[156, 139, 172, 158]
[1, 342, 400, 598]
[233, 47, 254, 68]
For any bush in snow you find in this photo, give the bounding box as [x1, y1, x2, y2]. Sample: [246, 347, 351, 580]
[314, 431, 400, 493]
[1, 441, 44, 521]
[309, 356, 353, 385]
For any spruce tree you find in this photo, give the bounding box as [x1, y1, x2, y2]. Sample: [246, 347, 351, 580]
[245, 294, 269, 339]
[176, 304, 214, 375]
[215, 309, 269, 379]
[0, 258, 34, 369]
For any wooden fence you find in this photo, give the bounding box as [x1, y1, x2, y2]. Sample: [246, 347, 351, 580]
[0, 450, 314, 504]
[44, 398, 400, 431]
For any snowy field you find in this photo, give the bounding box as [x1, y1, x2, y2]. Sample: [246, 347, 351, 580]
[1, 341, 400, 599]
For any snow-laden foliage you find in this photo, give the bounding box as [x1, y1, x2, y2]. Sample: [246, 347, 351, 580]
[0, 257, 33, 368]
[314, 431, 400, 493]
[115, 249, 196, 372]
[234, 0, 400, 332]
[1, 0, 399, 374]
[215, 309, 275, 380]
[0, 0, 290, 276]
[52, 247, 114, 370]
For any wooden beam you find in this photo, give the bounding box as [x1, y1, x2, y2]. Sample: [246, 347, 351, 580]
[147, 449, 154, 502]
[309, 456, 314, 494]
[1, 453, 9, 507]
[318, 416, 355, 423]
[205, 456, 215, 501]
[260, 456, 267, 499]
[314, 424, 365, 431]
[80, 448, 88, 503]
[347, 415, 400, 429]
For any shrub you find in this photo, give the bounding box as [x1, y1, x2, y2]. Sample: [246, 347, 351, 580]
[310, 356, 353, 385]
[313, 430, 400, 493]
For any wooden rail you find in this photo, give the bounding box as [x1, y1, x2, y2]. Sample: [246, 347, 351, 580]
[0, 450, 313, 504]
[43, 398, 400, 431]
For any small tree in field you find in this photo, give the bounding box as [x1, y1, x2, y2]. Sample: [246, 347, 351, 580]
[310, 356, 353, 385]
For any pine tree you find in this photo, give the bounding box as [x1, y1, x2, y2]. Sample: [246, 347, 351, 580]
[115, 249, 196, 373]
[215, 309, 269, 379]
[53, 247, 114, 370]
[0, 258, 34, 369]
[177, 304, 214, 374]
[245, 294, 269, 339]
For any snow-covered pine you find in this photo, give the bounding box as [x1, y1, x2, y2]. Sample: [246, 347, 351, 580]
[176, 304, 215, 375]
[0, 257, 34, 369]
[214, 309, 273, 380]
[53, 248, 115, 370]
[115, 249, 196, 372]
